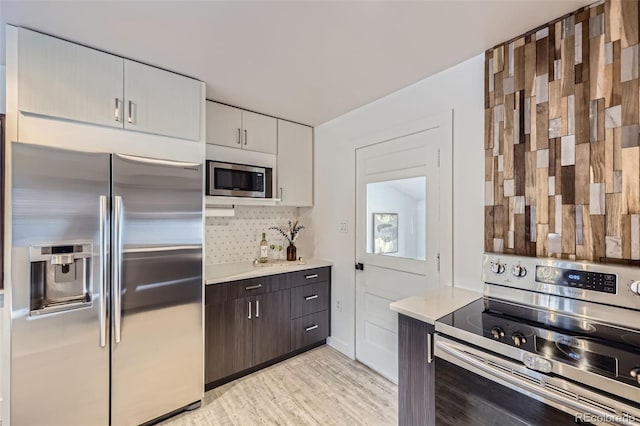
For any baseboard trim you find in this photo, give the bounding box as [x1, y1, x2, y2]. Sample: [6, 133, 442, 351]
[327, 336, 354, 360]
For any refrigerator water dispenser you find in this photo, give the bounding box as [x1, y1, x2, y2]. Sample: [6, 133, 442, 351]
[29, 243, 92, 315]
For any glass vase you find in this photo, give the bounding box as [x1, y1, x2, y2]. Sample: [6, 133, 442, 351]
[286, 243, 297, 261]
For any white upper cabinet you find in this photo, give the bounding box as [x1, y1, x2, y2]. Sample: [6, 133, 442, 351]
[18, 28, 202, 141]
[242, 110, 277, 154]
[277, 120, 313, 207]
[124, 60, 201, 141]
[206, 102, 243, 148]
[18, 28, 124, 129]
[206, 101, 277, 155]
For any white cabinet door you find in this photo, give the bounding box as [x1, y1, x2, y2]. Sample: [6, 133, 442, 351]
[242, 110, 277, 154]
[206, 101, 243, 148]
[18, 28, 124, 128]
[277, 120, 313, 206]
[124, 60, 201, 141]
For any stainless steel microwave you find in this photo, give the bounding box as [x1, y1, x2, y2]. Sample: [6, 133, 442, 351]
[206, 161, 272, 198]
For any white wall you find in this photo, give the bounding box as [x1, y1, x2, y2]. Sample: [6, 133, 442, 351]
[312, 54, 485, 358]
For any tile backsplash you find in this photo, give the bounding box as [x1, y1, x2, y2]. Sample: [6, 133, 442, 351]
[205, 206, 312, 265]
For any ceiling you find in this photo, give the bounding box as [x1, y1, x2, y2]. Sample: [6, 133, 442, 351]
[1, 0, 592, 126]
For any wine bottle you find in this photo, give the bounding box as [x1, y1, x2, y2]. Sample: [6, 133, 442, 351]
[259, 232, 268, 263]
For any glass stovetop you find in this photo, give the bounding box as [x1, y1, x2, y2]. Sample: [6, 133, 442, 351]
[437, 298, 640, 387]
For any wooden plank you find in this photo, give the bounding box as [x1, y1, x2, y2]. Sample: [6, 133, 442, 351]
[536, 223, 549, 257]
[536, 103, 549, 150]
[577, 205, 593, 260]
[485, 150, 495, 181]
[494, 71, 504, 105]
[514, 44, 525, 91]
[620, 0, 639, 48]
[590, 36, 606, 100]
[485, 206, 495, 252]
[494, 204, 505, 239]
[592, 214, 606, 261]
[514, 143, 526, 196]
[536, 34, 549, 75]
[524, 150, 536, 204]
[561, 165, 576, 205]
[515, 214, 527, 255]
[622, 214, 631, 259]
[536, 168, 549, 224]
[575, 143, 590, 204]
[549, 195, 556, 232]
[597, 98, 605, 142]
[590, 140, 605, 183]
[575, 82, 590, 143]
[613, 127, 622, 171]
[524, 41, 537, 97]
[621, 79, 639, 126]
[561, 36, 575, 96]
[605, 128, 615, 192]
[549, 80, 562, 119]
[621, 146, 640, 214]
[612, 41, 622, 106]
[493, 45, 505, 73]
[504, 122, 514, 180]
[562, 205, 576, 254]
[606, 193, 622, 236]
[485, 109, 493, 150]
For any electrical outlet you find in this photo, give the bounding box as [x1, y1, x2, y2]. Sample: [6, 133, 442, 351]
[336, 300, 342, 312]
[339, 220, 348, 234]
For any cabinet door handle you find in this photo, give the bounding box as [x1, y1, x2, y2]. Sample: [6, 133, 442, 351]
[127, 100, 133, 124]
[114, 98, 121, 122]
[427, 332, 433, 364]
[248, 301, 252, 320]
[279, 187, 283, 200]
[237, 128, 241, 145]
[305, 294, 319, 301]
[244, 129, 248, 146]
[245, 284, 263, 291]
[256, 300, 260, 318]
[305, 274, 319, 280]
[305, 325, 319, 332]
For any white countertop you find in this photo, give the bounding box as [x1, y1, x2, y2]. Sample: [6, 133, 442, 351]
[205, 259, 332, 285]
[390, 287, 483, 325]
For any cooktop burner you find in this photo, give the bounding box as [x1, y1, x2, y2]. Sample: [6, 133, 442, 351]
[439, 298, 640, 388]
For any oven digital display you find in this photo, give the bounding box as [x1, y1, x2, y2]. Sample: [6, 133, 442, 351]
[535, 266, 616, 294]
[535, 336, 617, 376]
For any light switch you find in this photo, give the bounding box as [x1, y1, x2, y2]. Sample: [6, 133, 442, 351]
[339, 220, 348, 234]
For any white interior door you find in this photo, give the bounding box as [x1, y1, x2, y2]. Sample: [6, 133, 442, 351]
[355, 112, 452, 382]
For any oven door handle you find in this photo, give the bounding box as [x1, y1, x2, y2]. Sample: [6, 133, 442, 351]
[434, 336, 633, 423]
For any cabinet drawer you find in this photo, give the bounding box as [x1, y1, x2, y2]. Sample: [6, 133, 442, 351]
[290, 267, 330, 288]
[291, 310, 329, 351]
[227, 274, 289, 300]
[290, 282, 329, 319]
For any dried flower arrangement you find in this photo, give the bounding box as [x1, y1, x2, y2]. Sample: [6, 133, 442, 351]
[269, 220, 305, 245]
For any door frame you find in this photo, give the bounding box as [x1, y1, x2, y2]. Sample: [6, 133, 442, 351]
[352, 109, 454, 347]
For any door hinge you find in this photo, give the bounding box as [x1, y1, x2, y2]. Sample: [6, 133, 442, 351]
[437, 253, 440, 272]
[437, 149, 440, 168]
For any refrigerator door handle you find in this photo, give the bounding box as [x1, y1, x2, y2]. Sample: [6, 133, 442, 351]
[99, 196, 108, 348]
[113, 195, 123, 344]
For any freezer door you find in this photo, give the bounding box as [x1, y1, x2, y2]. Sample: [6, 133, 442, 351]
[11, 143, 110, 425]
[111, 154, 203, 426]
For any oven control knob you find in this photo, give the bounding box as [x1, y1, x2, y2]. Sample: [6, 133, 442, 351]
[512, 333, 527, 347]
[630, 281, 640, 295]
[490, 262, 506, 275]
[630, 367, 640, 384]
[490, 327, 505, 340]
[511, 264, 527, 278]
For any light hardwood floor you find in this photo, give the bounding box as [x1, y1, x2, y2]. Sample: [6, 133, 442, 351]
[161, 345, 398, 426]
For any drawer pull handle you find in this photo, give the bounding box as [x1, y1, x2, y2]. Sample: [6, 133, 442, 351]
[305, 294, 319, 301]
[305, 325, 319, 332]
[305, 274, 319, 279]
[245, 284, 263, 290]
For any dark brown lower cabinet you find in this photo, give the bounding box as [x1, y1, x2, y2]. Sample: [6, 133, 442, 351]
[253, 290, 291, 366]
[398, 314, 435, 426]
[205, 267, 331, 388]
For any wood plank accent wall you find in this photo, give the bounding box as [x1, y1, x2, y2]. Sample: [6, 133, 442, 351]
[485, 0, 640, 263]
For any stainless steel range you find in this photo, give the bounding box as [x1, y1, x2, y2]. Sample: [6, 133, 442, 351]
[433, 254, 640, 425]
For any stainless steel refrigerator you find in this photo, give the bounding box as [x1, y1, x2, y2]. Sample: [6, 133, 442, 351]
[10, 143, 204, 425]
